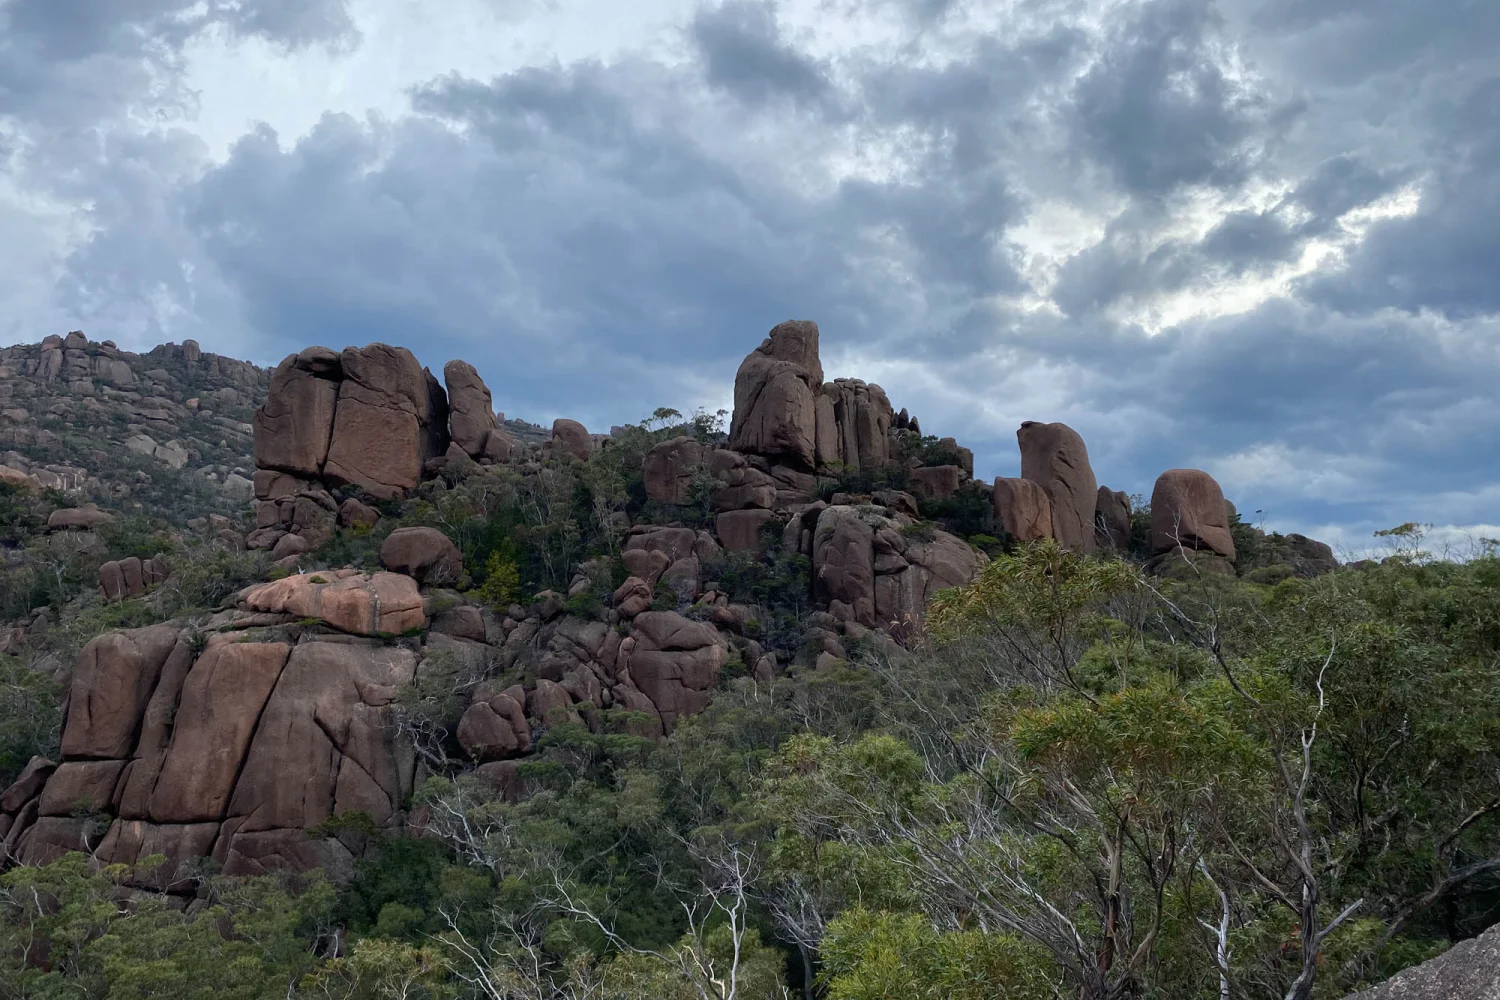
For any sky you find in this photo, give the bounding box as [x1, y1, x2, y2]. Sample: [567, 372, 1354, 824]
[1, 0, 1497, 557]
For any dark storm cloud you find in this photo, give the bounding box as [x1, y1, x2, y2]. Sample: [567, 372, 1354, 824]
[1067, 0, 1283, 199]
[688, 0, 836, 110]
[7, 0, 1500, 546]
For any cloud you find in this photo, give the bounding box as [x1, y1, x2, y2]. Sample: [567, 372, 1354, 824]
[1, 0, 1499, 546]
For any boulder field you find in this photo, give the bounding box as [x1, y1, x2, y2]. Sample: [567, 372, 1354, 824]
[2, 319, 1337, 886]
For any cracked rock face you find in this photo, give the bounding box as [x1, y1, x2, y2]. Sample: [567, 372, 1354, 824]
[729, 320, 824, 470]
[1018, 420, 1098, 554]
[0, 623, 420, 886]
[253, 343, 450, 501]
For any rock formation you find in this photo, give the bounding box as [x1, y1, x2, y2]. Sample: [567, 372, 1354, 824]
[1018, 420, 1098, 553]
[644, 436, 705, 504]
[729, 320, 824, 470]
[1149, 469, 1236, 561]
[444, 360, 513, 463]
[551, 419, 594, 461]
[993, 477, 1053, 543]
[1095, 487, 1131, 551]
[1344, 922, 1500, 999]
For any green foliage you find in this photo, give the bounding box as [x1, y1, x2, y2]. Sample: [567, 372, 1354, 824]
[0, 656, 62, 785]
[822, 910, 1055, 999]
[478, 549, 521, 607]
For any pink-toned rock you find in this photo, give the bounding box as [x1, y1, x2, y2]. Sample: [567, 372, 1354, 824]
[38, 760, 128, 816]
[729, 320, 824, 470]
[322, 344, 449, 499]
[0, 465, 40, 489]
[1149, 469, 1236, 560]
[62, 625, 181, 760]
[444, 360, 500, 459]
[47, 503, 113, 531]
[147, 639, 292, 823]
[1, 757, 57, 812]
[1095, 487, 1131, 551]
[271, 533, 312, 561]
[644, 436, 705, 503]
[380, 526, 463, 585]
[338, 497, 381, 529]
[993, 477, 1053, 543]
[910, 465, 964, 498]
[716, 509, 776, 553]
[531, 678, 580, 727]
[815, 378, 894, 473]
[253, 348, 342, 477]
[551, 419, 594, 461]
[1017, 421, 1096, 552]
[613, 576, 653, 618]
[242, 570, 426, 635]
[812, 506, 876, 627]
[457, 693, 530, 761]
[227, 641, 417, 832]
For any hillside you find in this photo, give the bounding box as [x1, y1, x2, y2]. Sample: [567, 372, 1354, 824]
[0, 322, 1494, 1000]
[0, 331, 267, 516]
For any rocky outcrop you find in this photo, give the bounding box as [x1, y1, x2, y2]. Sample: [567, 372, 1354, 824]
[1149, 469, 1236, 560]
[241, 571, 426, 635]
[380, 527, 464, 586]
[551, 419, 594, 461]
[46, 504, 113, 531]
[644, 437, 705, 504]
[98, 555, 170, 602]
[815, 379, 894, 473]
[254, 344, 449, 502]
[444, 360, 511, 463]
[1095, 487, 1131, 551]
[1345, 923, 1500, 999]
[0, 618, 423, 882]
[729, 320, 824, 470]
[992, 477, 1053, 543]
[1018, 421, 1097, 553]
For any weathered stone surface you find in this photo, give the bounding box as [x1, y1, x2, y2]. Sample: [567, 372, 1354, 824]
[1149, 469, 1236, 560]
[1018, 421, 1097, 553]
[644, 436, 704, 504]
[380, 526, 463, 585]
[816, 378, 894, 473]
[552, 418, 593, 461]
[1095, 487, 1131, 551]
[339, 497, 381, 529]
[911, 465, 964, 498]
[39, 759, 128, 816]
[716, 509, 776, 553]
[993, 477, 1053, 543]
[1, 757, 56, 812]
[148, 639, 292, 823]
[62, 625, 180, 759]
[322, 345, 448, 499]
[729, 320, 823, 469]
[443, 360, 500, 458]
[874, 530, 985, 627]
[1345, 923, 1500, 999]
[242, 570, 426, 635]
[47, 503, 113, 531]
[253, 350, 340, 477]
[228, 642, 417, 831]
[613, 576, 653, 618]
[1287, 533, 1338, 576]
[813, 506, 876, 627]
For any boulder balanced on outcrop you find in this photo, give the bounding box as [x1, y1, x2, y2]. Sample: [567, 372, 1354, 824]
[253, 344, 449, 502]
[1018, 420, 1098, 553]
[729, 320, 824, 470]
[1149, 469, 1236, 561]
[444, 360, 514, 463]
